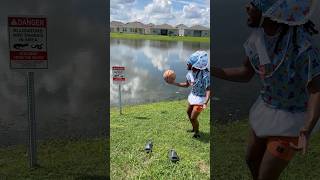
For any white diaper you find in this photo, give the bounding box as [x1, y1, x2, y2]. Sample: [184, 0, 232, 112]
[188, 93, 206, 105]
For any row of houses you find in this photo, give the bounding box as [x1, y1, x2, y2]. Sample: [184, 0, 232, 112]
[110, 21, 210, 37]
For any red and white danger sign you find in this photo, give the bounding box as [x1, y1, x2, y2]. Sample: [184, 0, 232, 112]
[112, 66, 126, 83]
[8, 16, 48, 69]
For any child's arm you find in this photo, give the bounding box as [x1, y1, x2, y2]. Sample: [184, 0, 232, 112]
[290, 76, 320, 154]
[203, 87, 211, 109]
[166, 72, 193, 87]
[169, 81, 191, 88]
[212, 57, 255, 82]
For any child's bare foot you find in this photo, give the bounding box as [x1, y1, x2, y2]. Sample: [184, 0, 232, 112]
[186, 129, 195, 133]
[193, 132, 200, 138]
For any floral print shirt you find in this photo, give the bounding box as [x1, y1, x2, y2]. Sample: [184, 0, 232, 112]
[186, 70, 210, 97]
[244, 27, 320, 112]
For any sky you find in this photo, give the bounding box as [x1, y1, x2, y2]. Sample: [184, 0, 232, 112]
[110, 0, 210, 27]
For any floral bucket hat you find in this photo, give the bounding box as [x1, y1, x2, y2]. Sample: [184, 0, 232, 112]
[186, 51, 209, 70]
[251, 0, 317, 26]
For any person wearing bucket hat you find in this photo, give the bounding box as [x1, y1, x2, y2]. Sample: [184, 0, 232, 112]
[167, 50, 211, 138]
[213, 0, 320, 179]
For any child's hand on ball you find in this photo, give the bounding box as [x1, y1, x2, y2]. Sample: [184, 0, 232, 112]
[165, 77, 174, 84]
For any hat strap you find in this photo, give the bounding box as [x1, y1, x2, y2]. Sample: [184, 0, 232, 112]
[259, 16, 265, 27]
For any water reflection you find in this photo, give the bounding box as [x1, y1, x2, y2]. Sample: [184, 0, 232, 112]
[116, 39, 145, 49]
[0, 0, 107, 146]
[149, 41, 178, 50]
[110, 38, 210, 106]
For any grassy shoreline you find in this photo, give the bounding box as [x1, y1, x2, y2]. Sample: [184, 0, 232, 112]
[213, 120, 320, 179]
[110, 32, 210, 43]
[111, 100, 210, 179]
[0, 138, 108, 179]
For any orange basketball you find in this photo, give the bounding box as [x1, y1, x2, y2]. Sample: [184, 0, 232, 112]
[163, 69, 176, 83]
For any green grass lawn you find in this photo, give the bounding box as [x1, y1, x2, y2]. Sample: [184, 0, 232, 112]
[0, 138, 108, 179]
[213, 120, 320, 180]
[111, 100, 210, 179]
[110, 33, 210, 43]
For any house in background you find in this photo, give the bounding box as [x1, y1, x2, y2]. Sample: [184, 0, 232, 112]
[176, 24, 189, 36]
[144, 23, 155, 35]
[110, 21, 124, 33]
[123, 21, 145, 34]
[188, 25, 210, 37]
[110, 21, 210, 37]
[150, 24, 178, 36]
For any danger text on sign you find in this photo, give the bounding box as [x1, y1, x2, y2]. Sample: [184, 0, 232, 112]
[8, 16, 48, 69]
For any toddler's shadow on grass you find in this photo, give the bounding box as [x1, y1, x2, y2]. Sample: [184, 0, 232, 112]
[160, 111, 168, 114]
[28, 166, 109, 180]
[195, 131, 210, 143]
[74, 175, 109, 180]
[134, 116, 150, 120]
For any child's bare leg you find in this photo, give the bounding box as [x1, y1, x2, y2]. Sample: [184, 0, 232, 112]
[190, 109, 201, 137]
[186, 104, 194, 132]
[187, 104, 193, 119]
[257, 151, 290, 180]
[246, 129, 267, 180]
[257, 137, 297, 180]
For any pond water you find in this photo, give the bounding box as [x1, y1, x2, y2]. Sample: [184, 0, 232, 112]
[110, 38, 210, 106]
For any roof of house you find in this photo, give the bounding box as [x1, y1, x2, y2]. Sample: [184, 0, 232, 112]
[110, 21, 209, 30]
[153, 23, 177, 29]
[125, 21, 146, 28]
[145, 23, 155, 27]
[175, 24, 188, 29]
[189, 25, 209, 31]
[110, 21, 124, 27]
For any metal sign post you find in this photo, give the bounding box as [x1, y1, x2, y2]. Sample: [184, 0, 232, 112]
[8, 16, 48, 168]
[27, 71, 37, 167]
[118, 84, 122, 115]
[112, 66, 126, 115]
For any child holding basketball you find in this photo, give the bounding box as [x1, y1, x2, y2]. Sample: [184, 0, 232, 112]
[165, 51, 210, 138]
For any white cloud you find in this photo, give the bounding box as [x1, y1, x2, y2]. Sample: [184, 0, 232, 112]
[111, 0, 135, 6]
[114, 0, 135, 3]
[110, 0, 136, 21]
[143, 46, 170, 71]
[182, 4, 202, 19]
[171, 0, 209, 8]
[129, 0, 175, 25]
[172, 3, 209, 27]
[145, 0, 172, 15]
[110, 0, 210, 27]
